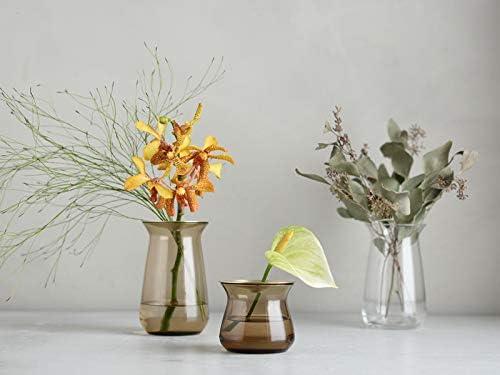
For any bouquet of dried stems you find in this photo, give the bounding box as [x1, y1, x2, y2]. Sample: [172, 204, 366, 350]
[296, 106, 478, 322]
[297, 106, 478, 233]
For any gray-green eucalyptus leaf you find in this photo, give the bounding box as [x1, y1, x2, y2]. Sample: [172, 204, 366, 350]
[295, 169, 329, 185]
[316, 142, 334, 150]
[378, 164, 390, 180]
[380, 177, 400, 191]
[387, 119, 401, 142]
[329, 159, 359, 176]
[380, 185, 411, 216]
[423, 140, 452, 174]
[423, 188, 443, 205]
[337, 207, 352, 218]
[401, 174, 425, 191]
[380, 142, 413, 178]
[356, 156, 378, 179]
[349, 179, 368, 207]
[341, 198, 370, 222]
[387, 119, 407, 144]
[397, 188, 423, 223]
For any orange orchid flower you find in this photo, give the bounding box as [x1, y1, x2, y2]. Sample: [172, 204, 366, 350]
[123, 156, 173, 200]
[124, 103, 233, 219]
[184, 135, 234, 184]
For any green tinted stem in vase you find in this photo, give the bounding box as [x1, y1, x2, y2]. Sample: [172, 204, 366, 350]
[219, 280, 295, 353]
[140, 221, 208, 334]
[160, 208, 184, 331]
[223, 264, 273, 332]
[246, 264, 272, 317]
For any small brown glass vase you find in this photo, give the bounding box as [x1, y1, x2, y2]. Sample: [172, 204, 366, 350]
[219, 280, 295, 354]
[139, 221, 209, 335]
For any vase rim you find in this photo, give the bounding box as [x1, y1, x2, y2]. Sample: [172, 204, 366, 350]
[142, 220, 208, 232]
[370, 220, 425, 228]
[142, 220, 208, 224]
[220, 279, 294, 286]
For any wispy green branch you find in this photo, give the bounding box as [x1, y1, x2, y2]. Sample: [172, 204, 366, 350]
[0, 46, 224, 283]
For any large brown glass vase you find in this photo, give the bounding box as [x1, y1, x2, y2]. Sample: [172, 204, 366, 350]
[140, 221, 209, 335]
[219, 280, 295, 353]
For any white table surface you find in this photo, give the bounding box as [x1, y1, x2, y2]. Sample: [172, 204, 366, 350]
[0, 311, 499, 374]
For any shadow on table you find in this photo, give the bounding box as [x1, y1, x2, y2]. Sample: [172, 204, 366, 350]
[145, 341, 224, 355]
[5, 320, 139, 336]
[301, 313, 365, 329]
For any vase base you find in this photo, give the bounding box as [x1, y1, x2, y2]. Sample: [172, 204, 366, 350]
[363, 321, 421, 330]
[224, 347, 290, 354]
[147, 331, 202, 336]
[362, 311, 423, 329]
[140, 303, 208, 334]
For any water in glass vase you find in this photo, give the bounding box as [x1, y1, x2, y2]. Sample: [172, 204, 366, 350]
[219, 281, 295, 354]
[140, 222, 209, 335]
[140, 303, 208, 335]
[362, 222, 426, 329]
[220, 315, 294, 354]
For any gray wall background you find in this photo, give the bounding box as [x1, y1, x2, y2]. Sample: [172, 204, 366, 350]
[0, 0, 499, 314]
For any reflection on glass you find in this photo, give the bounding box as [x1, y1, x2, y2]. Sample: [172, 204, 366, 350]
[362, 222, 426, 329]
[219, 280, 294, 353]
[140, 221, 209, 335]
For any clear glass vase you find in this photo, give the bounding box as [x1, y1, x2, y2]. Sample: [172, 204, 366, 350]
[219, 280, 295, 354]
[362, 221, 426, 329]
[139, 221, 209, 335]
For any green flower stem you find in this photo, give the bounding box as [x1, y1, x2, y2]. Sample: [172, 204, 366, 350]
[245, 264, 272, 318]
[223, 264, 273, 332]
[160, 207, 184, 332]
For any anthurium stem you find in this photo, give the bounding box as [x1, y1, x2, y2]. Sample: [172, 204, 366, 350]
[223, 230, 295, 332]
[222, 264, 273, 332]
[245, 264, 272, 318]
[260, 264, 273, 282]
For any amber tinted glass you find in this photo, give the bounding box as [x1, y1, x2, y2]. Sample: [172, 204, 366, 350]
[140, 222, 209, 335]
[219, 281, 294, 353]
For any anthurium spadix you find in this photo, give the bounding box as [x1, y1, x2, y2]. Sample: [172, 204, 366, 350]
[264, 226, 337, 288]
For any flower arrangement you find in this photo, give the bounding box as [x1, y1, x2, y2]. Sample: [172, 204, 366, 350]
[222, 225, 336, 332]
[297, 106, 478, 229]
[261, 226, 336, 288]
[124, 104, 234, 221]
[125, 104, 234, 333]
[0, 47, 225, 284]
[296, 106, 478, 327]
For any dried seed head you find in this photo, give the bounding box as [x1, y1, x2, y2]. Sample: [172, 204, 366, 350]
[368, 193, 395, 219]
[361, 143, 369, 156]
[407, 124, 426, 155]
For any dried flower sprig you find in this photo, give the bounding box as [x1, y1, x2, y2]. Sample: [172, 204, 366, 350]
[298, 107, 478, 321]
[407, 124, 426, 156]
[297, 107, 478, 231]
[325, 106, 358, 161]
[0, 47, 224, 284]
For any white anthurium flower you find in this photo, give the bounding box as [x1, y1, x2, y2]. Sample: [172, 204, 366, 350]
[264, 226, 337, 288]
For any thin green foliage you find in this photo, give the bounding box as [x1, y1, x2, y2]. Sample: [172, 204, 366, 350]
[0, 46, 224, 284]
